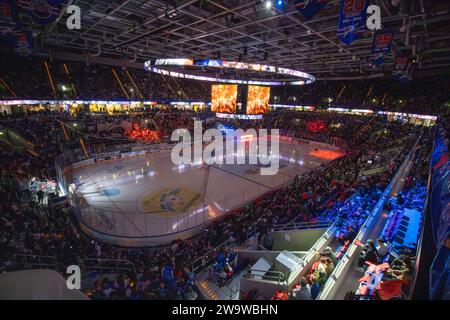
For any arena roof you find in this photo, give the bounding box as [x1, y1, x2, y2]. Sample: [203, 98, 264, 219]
[16, 0, 450, 78]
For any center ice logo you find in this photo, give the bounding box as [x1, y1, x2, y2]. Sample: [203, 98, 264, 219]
[139, 187, 203, 215]
[170, 121, 280, 176]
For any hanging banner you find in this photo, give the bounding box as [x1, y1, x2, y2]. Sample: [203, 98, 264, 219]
[14, 31, 33, 56]
[372, 29, 394, 54]
[18, 0, 66, 25]
[393, 56, 408, 73]
[294, 0, 330, 19]
[392, 56, 414, 83]
[337, 0, 368, 45]
[0, 0, 21, 39]
[368, 53, 385, 68]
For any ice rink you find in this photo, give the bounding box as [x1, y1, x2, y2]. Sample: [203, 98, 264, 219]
[69, 138, 344, 246]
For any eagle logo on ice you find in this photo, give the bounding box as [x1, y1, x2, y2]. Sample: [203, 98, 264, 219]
[160, 188, 184, 212]
[138, 187, 203, 215]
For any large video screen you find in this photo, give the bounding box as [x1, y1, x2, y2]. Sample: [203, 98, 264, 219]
[246, 85, 270, 115]
[211, 84, 237, 113]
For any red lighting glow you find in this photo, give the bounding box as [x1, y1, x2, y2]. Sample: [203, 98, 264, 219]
[309, 149, 345, 160]
[306, 119, 327, 133]
[125, 123, 161, 143]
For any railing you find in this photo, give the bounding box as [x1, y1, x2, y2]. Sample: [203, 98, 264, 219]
[284, 221, 338, 286]
[408, 134, 434, 299]
[226, 281, 241, 300]
[272, 220, 331, 232]
[80, 258, 136, 275]
[10, 254, 58, 271]
[243, 269, 286, 285]
[191, 238, 236, 273]
[191, 215, 290, 274]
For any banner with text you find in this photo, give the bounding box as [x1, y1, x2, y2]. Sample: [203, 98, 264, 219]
[337, 0, 368, 45]
[392, 55, 414, 83]
[372, 29, 394, 54]
[14, 31, 33, 55]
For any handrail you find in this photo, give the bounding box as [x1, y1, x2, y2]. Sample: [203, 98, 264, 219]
[254, 243, 270, 252]
[408, 135, 435, 299]
[11, 254, 58, 271]
[272, 220, 331, 232]
[243, 269, 286, 285]
[191, 215, 316, 274]
[191, 238, 235, 273]
[80, 258, 136, 274]
[226, 282, 240, 299]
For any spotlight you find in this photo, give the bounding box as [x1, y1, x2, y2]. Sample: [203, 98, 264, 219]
[275, 0, 285, 9]
[265, 1, 272, 9]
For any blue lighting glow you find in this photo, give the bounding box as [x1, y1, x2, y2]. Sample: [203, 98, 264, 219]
[275, 0, 285, 10]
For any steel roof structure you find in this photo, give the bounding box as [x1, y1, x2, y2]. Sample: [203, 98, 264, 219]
[15, 0, 450, 79]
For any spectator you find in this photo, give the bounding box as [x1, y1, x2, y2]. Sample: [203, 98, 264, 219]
[311, 258, 328, 286]
[184, 285, 198, 300]
[376, 238, 389, 259]
[358, 239, 380, 269]
[387, 256, 413, 282]
[292, 277, 312, 300]
[262, 231, 274, 251]
[318, 247, 338, 266]
[324, 257, 335, 276]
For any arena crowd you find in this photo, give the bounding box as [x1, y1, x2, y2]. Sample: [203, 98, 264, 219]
[1, 54, 449, 114]
[1, 102, 436, 300]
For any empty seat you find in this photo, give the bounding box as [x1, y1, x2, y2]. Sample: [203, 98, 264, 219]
[393, 235, 404, 244]
[397, 230, 406, 238]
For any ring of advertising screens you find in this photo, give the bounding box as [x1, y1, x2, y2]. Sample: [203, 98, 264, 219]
[246, 85, 270, 115]
[211, 84, 237, 114]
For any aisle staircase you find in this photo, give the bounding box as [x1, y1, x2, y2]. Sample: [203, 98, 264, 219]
[0, 76, 16, 97]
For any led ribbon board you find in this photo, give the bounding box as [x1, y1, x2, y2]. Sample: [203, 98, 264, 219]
[144, 59, 315, 86]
